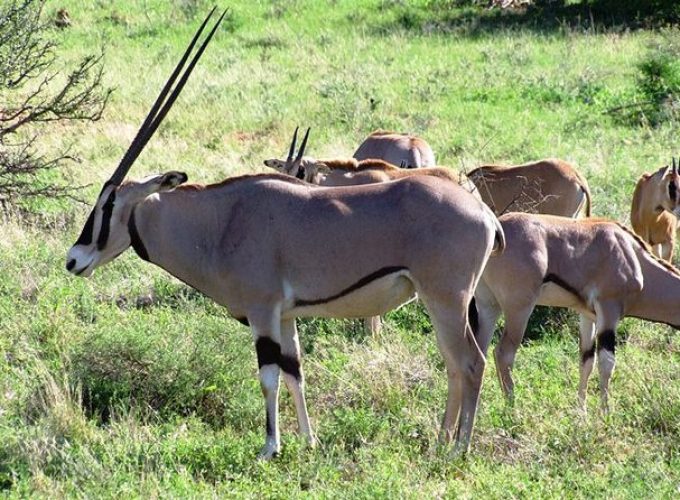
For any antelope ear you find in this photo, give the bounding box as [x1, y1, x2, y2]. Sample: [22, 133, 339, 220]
[157, 171, 188, 190]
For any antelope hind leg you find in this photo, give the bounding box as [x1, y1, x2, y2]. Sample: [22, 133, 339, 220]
[280, 319, 317, 448]
[493, 304, 534, 405]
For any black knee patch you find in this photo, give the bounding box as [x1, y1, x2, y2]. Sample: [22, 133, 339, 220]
[468, 297, 479, 337]
[279, 354, 301, 380]
[255, 337, 301, 379]
[581, 345, 595, 363]
[256, 337, 281, 368]
[597, 329, 616, 354]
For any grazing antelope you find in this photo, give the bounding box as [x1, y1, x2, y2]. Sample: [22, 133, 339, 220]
[353, 130, 436, 168]
[630, 158, 680, 262]
[467, 158, 591, 217]
[473, 213, 680, 412]
[66, 10, 506, 458]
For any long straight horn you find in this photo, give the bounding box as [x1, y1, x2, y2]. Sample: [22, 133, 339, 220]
[294, 127, 311, 163]
[673, 157, 678, 175]
[109, 7, 227, 185]
[286, 126, 299, 164]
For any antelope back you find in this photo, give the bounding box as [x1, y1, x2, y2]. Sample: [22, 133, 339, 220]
[352, 131, 436, 168]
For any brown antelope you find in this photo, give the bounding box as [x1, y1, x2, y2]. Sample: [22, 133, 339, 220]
[630, 158, 680, 262]
[353, 130, 436, 168]
[467, 158, 591, 217]
[65, 10, 506, 458]
[473, 213, 680, 413]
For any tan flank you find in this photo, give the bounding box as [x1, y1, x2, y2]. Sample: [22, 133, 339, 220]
[474, 213, 680, 412]
[66, 18, 505, 459]
[630, 159, 680, 262]
[264, 130, 473, 337]
[468, 158, 591, 217]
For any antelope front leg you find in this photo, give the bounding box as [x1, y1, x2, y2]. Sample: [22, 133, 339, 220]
[660, 241, 674, 262]
[251, 314, 283, 459]
[594, 301, 621, 414]
[363, 316, 382, 336]
[578, 314, 596, 412]
[280, 319, 317, 448]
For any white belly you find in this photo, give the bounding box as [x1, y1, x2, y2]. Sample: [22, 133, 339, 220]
[536, 282, 594, 318]
[284, 269, 416, 319]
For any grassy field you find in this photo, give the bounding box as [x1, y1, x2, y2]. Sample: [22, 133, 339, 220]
[1, 0, 679, 497]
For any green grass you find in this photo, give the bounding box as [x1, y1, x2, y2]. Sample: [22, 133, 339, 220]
[1, 0, 680, 496]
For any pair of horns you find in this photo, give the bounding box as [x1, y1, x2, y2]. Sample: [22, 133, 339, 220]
[109, 7, 228, 185]
[286, 126, 311, 165]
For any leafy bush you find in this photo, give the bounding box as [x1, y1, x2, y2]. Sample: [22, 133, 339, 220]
[609, 30, 680, 126]
[634, 37, 680, 125]
[71, 324, 242, 426]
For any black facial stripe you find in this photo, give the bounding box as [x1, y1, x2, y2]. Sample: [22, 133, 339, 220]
[76, 181, 116, 247]
[128, 209, 150, 261]
[96, 191, 116, 250]
[669, 179, 677, 204]
[255, 337, 281, 368]
[295, 266, 408, 307]
[296, 166, 306, 180]
[581, 345, 595, 363]
[75, 209, 96, 245]
[597, 329, 616, 354]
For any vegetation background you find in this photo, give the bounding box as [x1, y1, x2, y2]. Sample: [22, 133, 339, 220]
[1, 0, 679, 496]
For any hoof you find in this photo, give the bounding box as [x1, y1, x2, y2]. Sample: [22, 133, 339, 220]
[258, 441, 281, 460]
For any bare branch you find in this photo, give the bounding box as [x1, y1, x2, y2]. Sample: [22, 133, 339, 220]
[0, 0, 111, 211]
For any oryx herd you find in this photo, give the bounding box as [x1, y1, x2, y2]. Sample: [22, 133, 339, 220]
[66, 9, 680, 459]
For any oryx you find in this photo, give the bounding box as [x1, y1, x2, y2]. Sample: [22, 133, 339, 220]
[66, 10, 506, 458]
[353, 130, 436, 168]
[473, 213, 680, 412]
[630, 158, 680, 262]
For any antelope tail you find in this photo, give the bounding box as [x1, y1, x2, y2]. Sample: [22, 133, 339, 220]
[583, 185, 592, 217]
[483, 203, 506, 256]
[492, 216, 506, 256]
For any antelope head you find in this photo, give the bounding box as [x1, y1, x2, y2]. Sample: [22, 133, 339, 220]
[263, 126, 311, 179]
[660, 157, 680, 217]
[66, 8, 226, 277]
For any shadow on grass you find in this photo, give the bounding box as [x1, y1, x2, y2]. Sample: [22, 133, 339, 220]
[372, 1, 680, 37]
